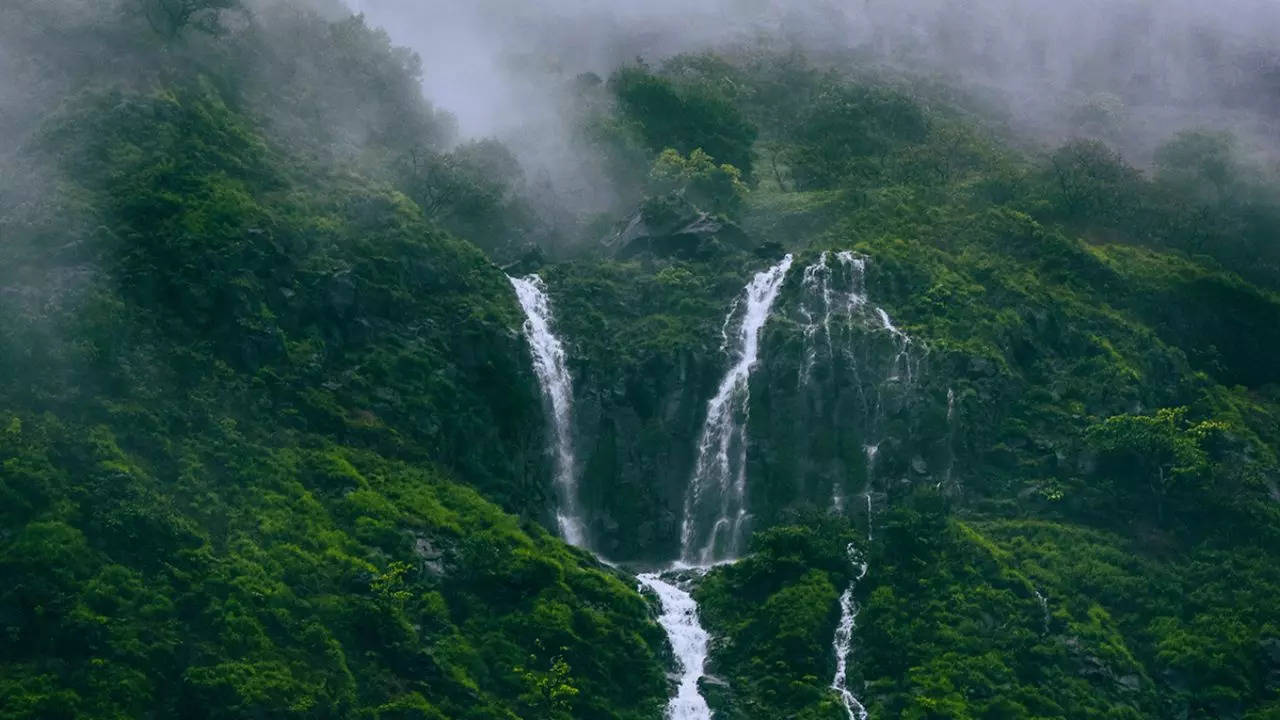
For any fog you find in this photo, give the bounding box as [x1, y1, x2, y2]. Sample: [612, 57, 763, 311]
[3, 0, 1277, 259]
[357, 0, 1280, 165]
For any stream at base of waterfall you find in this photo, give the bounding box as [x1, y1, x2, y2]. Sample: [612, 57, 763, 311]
[637, 571, 714, 720]
[832, 546, 871, 720]
[512, 253, 914, 720]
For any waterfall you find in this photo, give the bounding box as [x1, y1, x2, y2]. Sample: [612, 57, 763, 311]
[508, 274, 587, 548]
[875, 308, 916, 384]
[637, 572, 714, 720]
[511, 274, 719, 718]
[799, 251, 870, 386]
[790, 251, 928, 720]
[799, 251, 853, 383]
[831, 545, 870, 720]
[644, 256, 794, 716]
[860, 444, 880, 524]
[510, 269, 752, 719]
[794, 251, 923, 519]
[1034, 589, 1050, 635]
[834, 251, 869, 317]
[510, 255, 903, 720]
[680, 255, 794, 565]
[798, 254, 828, 384]
[864, 492, 874, 542]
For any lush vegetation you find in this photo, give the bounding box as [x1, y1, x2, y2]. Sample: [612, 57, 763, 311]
[573, 49, 1280, 717]
[2, 2, 1279, 720]
[0, 2, 668, 718]
[534, 49, 1280, 719]
[695, 515, 861, 719]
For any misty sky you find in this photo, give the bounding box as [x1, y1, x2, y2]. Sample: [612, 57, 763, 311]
[354, 0, 1280, 155]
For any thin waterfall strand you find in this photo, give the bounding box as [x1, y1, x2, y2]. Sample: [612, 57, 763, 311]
[508, 275, 587, 548]
[1034, 589, 1050, 635]
[681, 255, 794, 565]
[832, 545, 870, 720]
[875, 307, 915, 384]
[799, 251, 871, 386]
[794, 251, 920, 514]
[799, 252, 833, 383]
[864, 492, 873, 542]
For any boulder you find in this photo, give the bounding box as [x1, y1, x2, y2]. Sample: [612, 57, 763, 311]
[605, 194, 752, 260]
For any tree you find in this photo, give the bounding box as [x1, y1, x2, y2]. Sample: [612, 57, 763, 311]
[649, 147, 747, 217]
[1040, 138, 1146, 230]
[516, 650, 579, 720]
[1085, 407, 1225, 523]
[1154, 131, 1239, 207]
[396, 139, 535, 256]
[609, 66, 758, 177]
[789, 83, 929, 189]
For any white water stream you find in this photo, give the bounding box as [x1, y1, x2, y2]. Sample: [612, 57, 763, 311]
[637, 571, 714, 720]
[680, 255, 794, 565]
[793, 251, 930, 720]
[832, 545, 870, 720]
[509, 274, 587, 547]
[799, 251, 870, 385]
[1034, 589, 1050, 635]
[512, 270, 724, 719]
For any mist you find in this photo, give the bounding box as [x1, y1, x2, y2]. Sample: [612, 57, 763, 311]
[357, 0, 1280, 170]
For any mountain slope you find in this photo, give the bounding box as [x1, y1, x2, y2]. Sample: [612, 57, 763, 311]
[2, 3, 1279, 720]
[0, 5, 667, 719]
[526, 54, 1280, 719]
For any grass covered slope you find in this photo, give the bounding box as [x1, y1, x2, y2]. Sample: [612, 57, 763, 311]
[0, 424, 666, 720]
[0, 4, 668, 719]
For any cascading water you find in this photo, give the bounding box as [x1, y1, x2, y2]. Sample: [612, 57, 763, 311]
[795, 252, 920, 517]
[799, 251, 870, 387]
[512, 254, 908, 720]
[635, 256, 795, 718]
[798, 257, 827, 384]
[1034, 589, 1050, 635]
[681, 255, 794, 565]
[511, 267, 773, 719]
[849, 443, 881, 525]
[508, 274, 587, 548]
[637, 572, 714, 720]
[876, 307, 915, 384]
[831, 545, 870, 720]
[834, 251, 869, 316]
[793, 251, 931, 720]
[864, 492, 874, 542]
[943, 387, 958, 488]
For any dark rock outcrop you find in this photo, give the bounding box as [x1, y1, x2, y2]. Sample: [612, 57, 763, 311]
[606, 195, 753, 260]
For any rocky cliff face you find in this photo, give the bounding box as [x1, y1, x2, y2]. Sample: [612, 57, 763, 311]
[575, 349, 720, 559]
[538, 248, 960, 562]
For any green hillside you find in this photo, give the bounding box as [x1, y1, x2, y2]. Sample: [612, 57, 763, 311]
[1, 2, 1278, 720]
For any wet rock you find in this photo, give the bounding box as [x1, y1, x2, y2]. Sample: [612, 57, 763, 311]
[702, 674, 730, 687]
[501, 245, 546, 277]
[414, 537, 446, 576]
[326, 271, 356, 316]
[605, 195, 752, 260]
